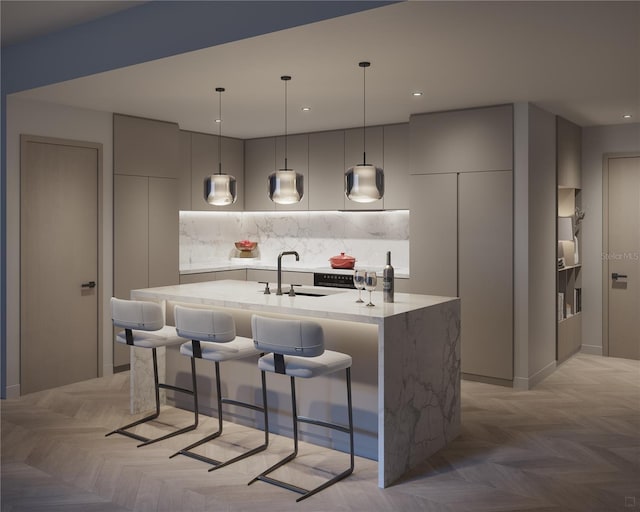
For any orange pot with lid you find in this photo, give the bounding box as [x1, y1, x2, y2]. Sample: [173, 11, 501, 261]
[329, 252, 356, 269]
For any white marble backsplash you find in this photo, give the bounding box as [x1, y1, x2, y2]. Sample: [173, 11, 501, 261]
[180, 210, 410, 271]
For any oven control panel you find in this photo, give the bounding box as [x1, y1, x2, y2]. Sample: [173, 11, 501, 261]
[313, 272, 356, 289]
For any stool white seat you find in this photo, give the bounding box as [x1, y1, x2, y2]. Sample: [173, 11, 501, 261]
[248, 315, 354, 503]
[170, 306, 269, 470]
[107, 297, 198, 446]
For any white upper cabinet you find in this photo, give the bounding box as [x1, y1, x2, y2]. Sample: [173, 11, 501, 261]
[275, 134, 309, 211]
[345, 126, 384, 210]
[410, 104, 513, 174]
[113, 114, 179, 178]
[383, 123, 410, 210]
[244, 137, 276, 211]
[308, 130, 345, 211]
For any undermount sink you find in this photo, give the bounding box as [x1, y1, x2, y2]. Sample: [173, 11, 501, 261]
[256, 284, 346, 297]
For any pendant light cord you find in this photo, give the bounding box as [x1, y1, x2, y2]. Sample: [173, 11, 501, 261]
[216, 87, 224, 175]
[359, 61, 370, 165]
[282, 76, 290, 170]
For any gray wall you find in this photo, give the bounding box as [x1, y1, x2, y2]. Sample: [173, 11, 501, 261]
[513, 103, 557, 389]
[581, 123, 640, 354]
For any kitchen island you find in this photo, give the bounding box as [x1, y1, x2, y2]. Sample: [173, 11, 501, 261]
[130, 280, 460, 487]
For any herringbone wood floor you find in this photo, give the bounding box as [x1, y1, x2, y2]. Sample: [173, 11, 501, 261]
[2, 353, 639, 511]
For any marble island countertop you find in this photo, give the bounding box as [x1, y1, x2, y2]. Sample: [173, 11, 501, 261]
[133, 280, 450, 325]
[180, 262, 411, 278]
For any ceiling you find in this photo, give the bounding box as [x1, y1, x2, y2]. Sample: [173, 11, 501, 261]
[6, 1, 640, 139]
[1, 1, 147, 47]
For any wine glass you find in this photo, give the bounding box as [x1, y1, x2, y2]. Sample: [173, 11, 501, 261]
[353, 269, 365, 303]
[364, 271, 377, 307]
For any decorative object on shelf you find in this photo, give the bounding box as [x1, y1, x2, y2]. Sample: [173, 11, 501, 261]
[329, 252, 356, 269]
[205, 87, 237, 206]
[558, 257, 566, 269]
[268, 75, 303, 204]
[345, 61, 384, 203]
[558, 216, 573, 242]
[234, 240, 258, 258]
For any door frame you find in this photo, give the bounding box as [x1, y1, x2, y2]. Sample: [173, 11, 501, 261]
[20, 134, 104, 383]
[601, 152, 639, 357]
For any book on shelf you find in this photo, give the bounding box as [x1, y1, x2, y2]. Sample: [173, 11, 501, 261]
[558, 292, 565, 320]
[574, 287, 582, 313]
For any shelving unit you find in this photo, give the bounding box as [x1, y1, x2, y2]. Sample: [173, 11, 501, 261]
[556, 116, 582, 363]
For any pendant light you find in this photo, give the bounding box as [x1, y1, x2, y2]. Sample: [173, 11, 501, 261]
[345, 61, 384, 203]
[268, 75, 304, 204]
[205, 87, 237, 206]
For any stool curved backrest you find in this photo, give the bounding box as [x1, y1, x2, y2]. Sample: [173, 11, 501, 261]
[174, 306, 236, 342]
[111, 297, 164, 331]
[251, 315, 324, 357]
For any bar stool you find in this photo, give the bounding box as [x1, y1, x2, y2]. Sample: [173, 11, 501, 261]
[107, 297, 198, 446]
[248, 315, 354, 502]
[170, 305, 269, 470]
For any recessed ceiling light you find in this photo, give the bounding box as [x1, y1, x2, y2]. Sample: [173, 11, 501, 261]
[623, 114, 632, 119]
[215, 118, 221, 123]
[302, 106, 311, 112]
[412, 91, 423, 97]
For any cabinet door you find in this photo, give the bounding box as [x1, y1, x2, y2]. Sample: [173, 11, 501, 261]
[345, 127, 384, 210]
[556, 116, 581, 189]
[113, 114, 179, 178]
[410, 105, 513, 174]
[114, 174, 149, 367]
[245, 137, 276, 211]
[275, 134, 309, 211]
[308, 130, 345, 211]
[178, 130, 192, 211]
[149, 177, 179, 288]
[383, 124, 410, 210]
[409, 174, 457, 297]
[221, 136, 244, 211]
[458, 171, 513, 380]
[190, 131, 217, 211]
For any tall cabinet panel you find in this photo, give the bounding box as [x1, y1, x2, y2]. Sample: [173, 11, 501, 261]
[409, 174, 458, 297]
[383, 124, 410, 210]
[244, 137, 276, 211]
[149, 177, 179, 287]
[113, 114, 180, 369]
[178, 130, 192, 211]
[275, 134, 309, 211]
[458, 171, 513, 380]
[308, 130, 345, 211]
[410, 105, 513, 174]
[345, 126, 384, 210]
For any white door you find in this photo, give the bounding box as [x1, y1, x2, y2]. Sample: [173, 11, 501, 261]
[607, 155, 640, 360]
[20, 137, 99, 394]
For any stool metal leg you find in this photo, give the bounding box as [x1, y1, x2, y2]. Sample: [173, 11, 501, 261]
[248, 368, 354, 502]
[171, 359, 270, 470]
[106, 348, 199, 446]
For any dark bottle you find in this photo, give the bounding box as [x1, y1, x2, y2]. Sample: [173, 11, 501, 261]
[383, 251, 394, 303]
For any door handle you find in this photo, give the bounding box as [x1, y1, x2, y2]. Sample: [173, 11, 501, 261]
[611, 273, 628, 280]
[81, 281, 96, 288]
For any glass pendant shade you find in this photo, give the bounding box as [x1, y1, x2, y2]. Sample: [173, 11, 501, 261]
[269, 75, 303, 204]
[345, 164, 384, 203]
[268, 168, 304, 204]
[346, 61, 384, 203]
[205, 173, 237, 206]
[204, 86, 237, 206]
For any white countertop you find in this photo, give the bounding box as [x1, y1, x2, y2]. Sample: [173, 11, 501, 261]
[132, 280, 454, 325]
[180, 262, 410, 279]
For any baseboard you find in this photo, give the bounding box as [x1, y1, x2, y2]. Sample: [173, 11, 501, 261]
[4, 383, 20, 399]
[580, 344, 603, 355]
[461, 373, 513, 387]
[513, 360, 557, 390]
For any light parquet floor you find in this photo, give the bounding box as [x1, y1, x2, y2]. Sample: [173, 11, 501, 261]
[2, 353, 639, 511]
